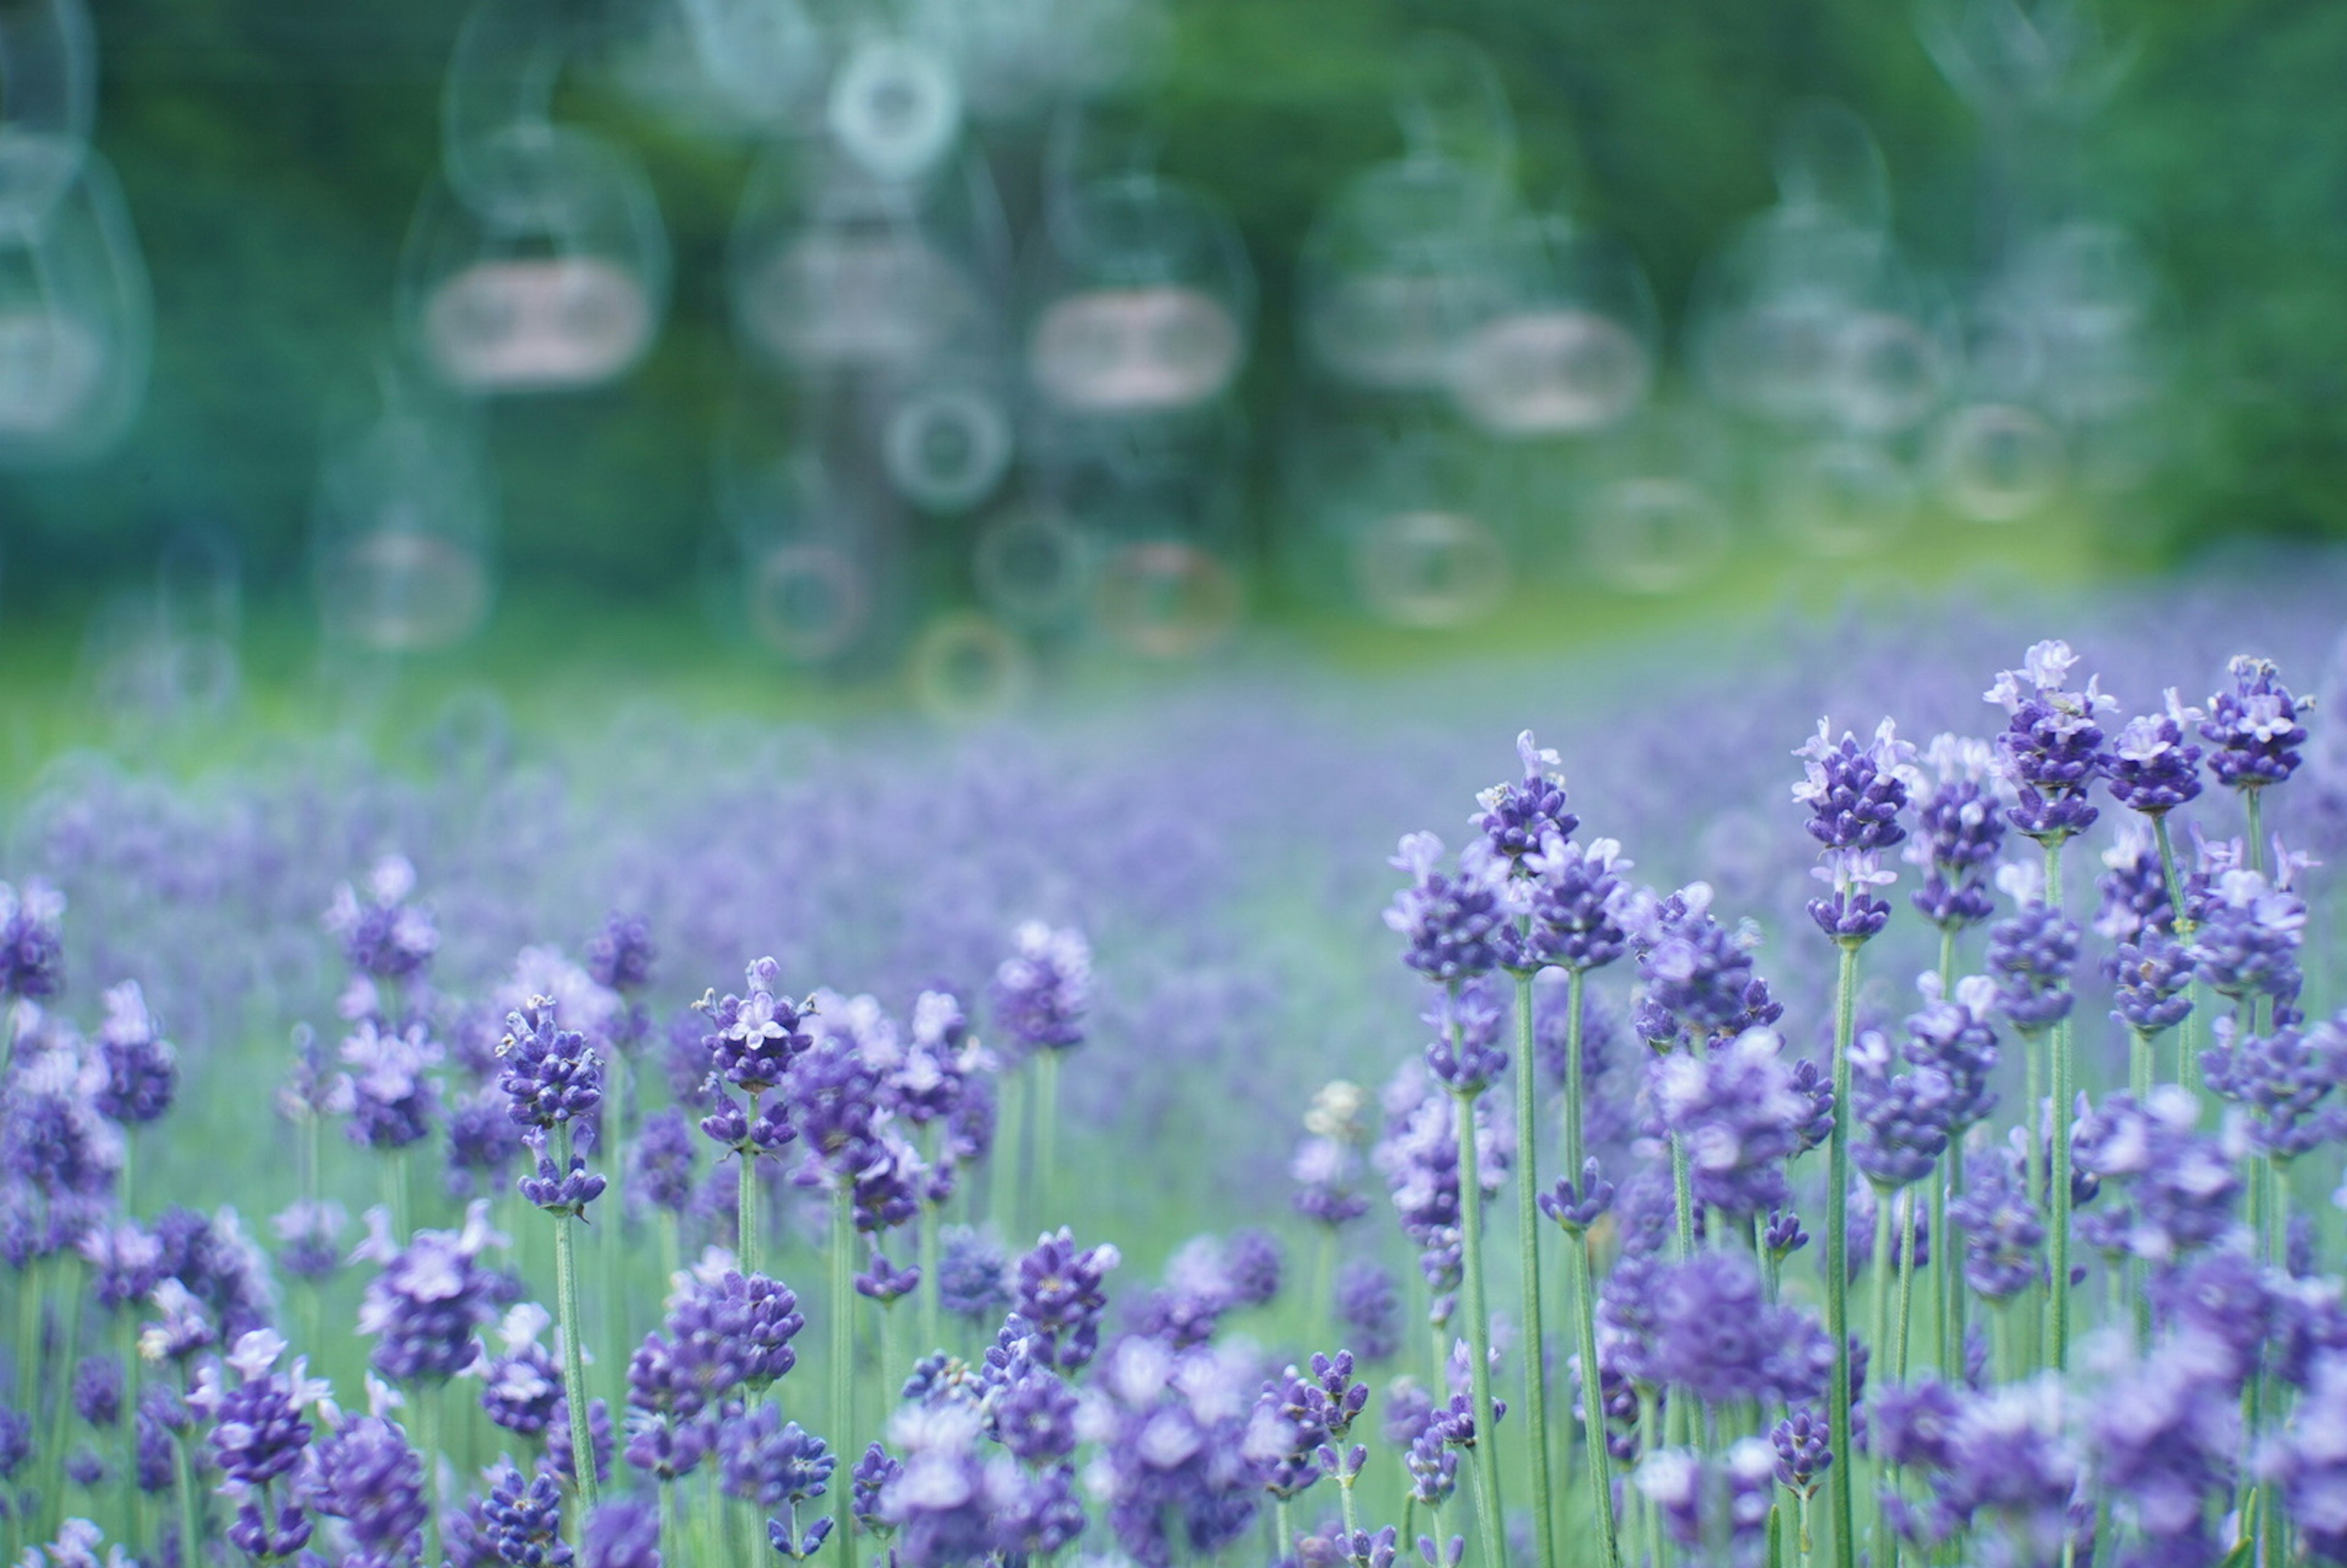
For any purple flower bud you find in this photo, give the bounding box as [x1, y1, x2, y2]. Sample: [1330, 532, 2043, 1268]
[2107, 690, 2206, 815]
[93, 981, 176, 1126]
[305, 1413, 428, 1566]
[1012, 1227, 1120, 1372]
[1499, 830, 1630, 975]
[2203, 654, 2310, 793]
[585, 912, 657, 995]
[0, 880, 65, 1000]
[353, 1201, 511, 1385]
[2201, 1016, 2347, 1162]
[1474, 731, 1579, 865]
[1423, 984, 1508, 1096]
[1987, 892, 2078, 1033]
[1387, 835, 1506, 985]
[481, 1459, 570, 1567]
[631, 1109, 696, 1215]
[1793, 718, 1912, 852]
[991, 921, 1092, 1055]
[325, 856, 438, 983]
[498, 995, 603, 1131]
[519, 1148, 608, 1216]
[718, 1403, 833, 1512]
[1538, 1157, 1614, 1234]
[581, 1497, 663, 1568]
[1984, 640, 2116, 843]
[856, 1251, 921, 1303]
[1771, 1407, 1833, 1495]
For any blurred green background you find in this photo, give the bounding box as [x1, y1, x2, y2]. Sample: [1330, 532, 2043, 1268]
[0, 0, 2338, 663]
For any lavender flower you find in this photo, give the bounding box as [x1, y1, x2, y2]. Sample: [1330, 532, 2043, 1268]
[2203, 654, 2311, 792]
[700, 958, 814, 1096]
[626, 1261, 806, 1421]
[2201, 1015, 2347, 1162]
[1643, 1249, 1833, 1405]
[352, 1201, 511, 1385]
[991, 921, 1092, 1054]
[496, 997, 602, 1132]
[1335, 1260, 1403, 1363]
[1078, 1337, 1260, 1566]
[190, 1328, 329, 1489]
[2090, 1331, 2239, 1560]
[1474, 731, 1579, 866]
[1984, 639, 2116, 843]
[1771, 1408, 1832, 1498]
[1012, 1227, 1120, 1371]
[272, 1200, 347, 1283]
[1807, 847, 1897, 943]
[2264, 1351, 2347, 1562]
[2072, 1088, 2242, 1262]
[304, 1412, 428, 1568]
[1651, 1027, 1809, 1217]
[1499, 830, 1631, 975]
[548, 1394, 614, 1488]
[1906, 736, 2006, 931]
[2107, 690, 2206, 816]
[326, 856, 438, 984]
[482, 1459, 571, 1567]
[92, 981, 176, 1126]
[0, 879, 65, 999]
[1949, 1153, 2044, 1303]
[2188, 868, 2307, 1008]
[581, 1497, 661, 1568]
[856, 1251, 921, 1303]
[73, 1355, 122, 1427]
[1423, 983, 1508, 1096]
[936, 1226, 1010, 1323]
[332, 1019, 443, 1151]
[1387, 834, 1507, 985]
[2109, 931, 2195, 1035]
[1986, 867, 2079, 1032]
[478, 1303, 563, 1437]
[1622, 882, 1773, 1046]
[1538, 1157, 1615, 1234]
[585, 913, 656, 995]
[718, 1404, 834, 1513]
[1635, 1440, 1776, 1556]
[630, 1110, 696, 1215]
[1793, 717, 1912, 852]
[1851, 1032, 1955, 1191]
[1903, 973, 2001, 1134]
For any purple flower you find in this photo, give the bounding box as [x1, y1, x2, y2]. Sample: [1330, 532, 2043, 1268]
[1948, 1153, 2044, 1303]
[497, 996, 603, 1132]
[191, 1328, 329, 1489]
[304, 1412, 428, 1568]
[2151, 1249, 2276, 1380]
[2109, 931, 2195, 1035]
[1807, 848, 1896, 943]
[1423, 983, 1508, 1096]
[936, 1226, 1010, 1323]
[1634, 1440, 1776, 1554]
[1251, 1350, 1368, 1501]
[1539, 1156, 1615, 1234]
[991, 921, 1092, 1055]
[1474, 731, 1580, 866]
[2107, 690, 2206, 816]
[1881, 1377, 2081, 1559]
[92, 980, 177, 1126]
[856, 1251, 921, 1303]
[1906, 736, 2006, 932]
[445, 1087, 529, 1200]
[1499, 830, 1631, 975]
[2188, 868, 2307, 1006]
[581, 1497, 662, 1568]
[585, 912, 657, 995]
[548, 1394, 615, 1489]
[2202, 654, 2310, 793]
[700, 958, 815, 1095]
[1225, 1228, 1282, 1307]
[1771, 1407, 1832, 1497]
[518, 1149, 607, 1217]
[2096, 822, 2176, 943]
[332, 1018, 443, 1151]
[2092, 1331, 2239, 1555]
[0, 880, 65, 1000]
[1623, 883, 1774, 1046]
[1078, 1338, 1261, 1567]
[1903, 973, 2000, 1134]
[1386, 834, 1507, 986]
[778, 1028, 887, 1193]
[353, 1200, 511, 1385]
[478, 1303, 563, 1437]
[2264, 1352, 2347, 1563]
[1642, 1248, 1833, 1405]
[2201, 1016, 2347, 1162]
[2071, 1087, 2241, 1262]
[1335, 1260, 1403, 1363]
[1986, 872, 2079, 1032]
[1851, 1031, 1955, 1191]
[630, 1110, 696, 1215]
[627, 1262, 806, 1421]
[718, 1403, 834, 1512]
[1012, 1226, 1120, 1372]
[1651, 1028, 1809, 1218]
[1984, 639, 2116, 843]
[1793, 717, 1913, 852]
[73, 1355, 122, 1427]
[271, 1200, 348, 1283]
[326, 856, 438, 984]
[482, 1459, 571, 1567]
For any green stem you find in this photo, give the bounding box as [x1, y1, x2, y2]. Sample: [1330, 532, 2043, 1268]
[1034, 1049, 1061, 1231]
[1894, 1191, 1919, 1382]
[1672, 1128, 1695, 1261]
[919, 1124, 944, 1356]
[1824, 941, 1859, 1568]
[172, 1425, 204, 1568]
[553, 1125, 600, 1517]
[40, 1258, 83, 1536]
[1870, 1187, 1894, 1568]
[419, 1379, 446, 1566]
[2260, 1159, 2289, 1568]
[832, 1183, 858, 1568]
[2246, 789, 2266, 879]
[1451, 1085, 1508, 1568]
[1512, 971, 1559, 1568]
[2151, 815, 2195, 937]
[1937, 1141, 1962, 1379]
[1565, 1229, 1622, 1568]
[2129, 1029, 2154, 1101]
[2046, 840, 2074, 1377]
[739, 1090, 762, 1277]
[1338, 1468, 1363, 1541]
[1562, 967, 1589, 1175]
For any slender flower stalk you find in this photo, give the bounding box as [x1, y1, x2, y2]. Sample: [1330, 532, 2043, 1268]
[1509, 967, 1557, 1568]
[2044, 840, 2075, 1374]
[1824, 942, 1859, 1568]
[551, 1123, 599, 1513]
[831, 1183, 856, 1568]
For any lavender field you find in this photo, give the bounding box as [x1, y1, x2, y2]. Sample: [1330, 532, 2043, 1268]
[2, 576, 2346, 1568]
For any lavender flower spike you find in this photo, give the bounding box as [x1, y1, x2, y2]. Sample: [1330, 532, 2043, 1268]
[1984, 639, 2116, 844]
[1387, 834, 1505, 984]
[1904, 735, 2007, 933]
[2107, 689, 2205, 816]
[1474, 730, 1578, 865]
[1793, 717, 1914, 853]
[2203, 654, 2312, 793]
